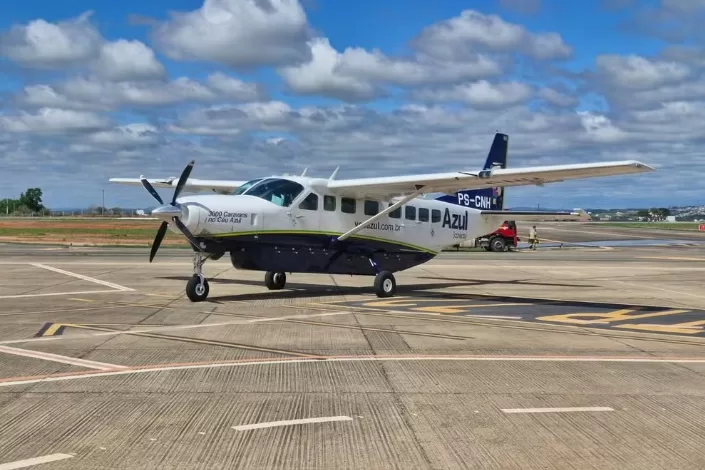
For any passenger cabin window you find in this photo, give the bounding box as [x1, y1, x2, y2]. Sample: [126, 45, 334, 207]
[299, 192, 318, 210]
[243, 178, 304, 207]
[405, 205, 416, 220]
[389, 203, 401, 219]
[419, 208, 429, 222]
[324, 195, 336, 211]
[432, 209, 441, 223]
[364, 200, 379, 216]
[341, 197, 356, 214]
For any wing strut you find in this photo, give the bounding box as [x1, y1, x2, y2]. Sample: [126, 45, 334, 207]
[336, 185, 428, 242]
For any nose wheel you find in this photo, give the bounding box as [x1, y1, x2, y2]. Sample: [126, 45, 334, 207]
[185, 252, 211, 302]
[186, 275, 209, 301]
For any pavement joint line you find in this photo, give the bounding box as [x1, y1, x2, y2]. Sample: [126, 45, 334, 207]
[0, 311, 353, 346]
[0, 289, 128, 300]
[66, 324, 323, 358]
[29, 263, 134, 291]
[2, 354, 705, 388]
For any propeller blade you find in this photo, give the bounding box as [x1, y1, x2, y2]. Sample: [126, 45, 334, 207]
[172, 160, 195, 204]
[141, 177, 164, 205]
[172, 216, 203, 251]
[149, 221, 168, 262]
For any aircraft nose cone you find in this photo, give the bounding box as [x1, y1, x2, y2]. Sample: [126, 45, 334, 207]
[151, 204, 183, 222]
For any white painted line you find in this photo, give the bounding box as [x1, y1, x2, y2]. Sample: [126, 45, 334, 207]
[3, 355, 705, 388]
[30, 263, 134, 291]
[501, 407, 614, 414]
[233, 416, 353, 431]
[0, 345, 126, 371]
[0, 289, 126, 300]
[0, 453, 74, 469]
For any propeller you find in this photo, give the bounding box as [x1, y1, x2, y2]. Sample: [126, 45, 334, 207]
[140, 160, 202, 262]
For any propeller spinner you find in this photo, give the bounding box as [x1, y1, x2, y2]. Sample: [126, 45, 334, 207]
[141, 160, 203, 262]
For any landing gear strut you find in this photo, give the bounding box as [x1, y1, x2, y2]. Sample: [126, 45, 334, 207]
[185, 252, 211, 302]
[369, 257, 396, 298]
[264, 271, 287, 290]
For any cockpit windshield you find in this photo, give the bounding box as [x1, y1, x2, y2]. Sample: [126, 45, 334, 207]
[241, 178, 304, 207]
[233, 178, 264, 195]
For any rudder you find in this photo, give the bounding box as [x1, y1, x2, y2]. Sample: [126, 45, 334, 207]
[435, 132, 508, 210]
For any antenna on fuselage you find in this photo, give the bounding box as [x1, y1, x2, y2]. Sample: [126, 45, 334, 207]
[329, 166, 339, 180]
[301, 167, 308, 176]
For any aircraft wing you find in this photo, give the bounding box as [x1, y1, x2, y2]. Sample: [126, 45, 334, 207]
[109, 177, 248, 195]
[480, 209, 588, 221]
[326, 160, 653, 198]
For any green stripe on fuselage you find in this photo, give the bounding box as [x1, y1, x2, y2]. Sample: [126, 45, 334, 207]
[207, 230, 438, 255]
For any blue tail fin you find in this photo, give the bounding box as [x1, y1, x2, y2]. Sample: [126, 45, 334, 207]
[435, 132, 508, 210]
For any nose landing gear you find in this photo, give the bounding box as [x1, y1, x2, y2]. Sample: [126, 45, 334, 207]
[185, 252, 212, 302]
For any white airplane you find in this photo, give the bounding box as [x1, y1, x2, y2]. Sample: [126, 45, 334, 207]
[109, 133, 653, 302]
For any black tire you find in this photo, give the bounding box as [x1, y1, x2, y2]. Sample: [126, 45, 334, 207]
[186, 275, 209, 302]
[373, 271, 396, 298]
[490, 237, 506, 252]
[264, 271, 286, 290]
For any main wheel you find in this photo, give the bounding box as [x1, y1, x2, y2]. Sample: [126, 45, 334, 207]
[264, 271, 287, 290]
[373, 271, 396, 298]
[186, 275, 209, 302]
[490, 237, 506, 252]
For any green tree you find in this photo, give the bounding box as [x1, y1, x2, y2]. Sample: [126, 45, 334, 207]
[637, 209, 650, 220]
[19, 188, 44, 212]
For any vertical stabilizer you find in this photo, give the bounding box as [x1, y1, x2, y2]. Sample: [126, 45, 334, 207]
[435, 132, 508, 210]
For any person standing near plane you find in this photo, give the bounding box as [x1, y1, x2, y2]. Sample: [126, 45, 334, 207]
[528, 225, 538, 250]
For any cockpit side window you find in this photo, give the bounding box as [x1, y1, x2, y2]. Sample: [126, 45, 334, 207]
[243, 178, 304, 207]
[233, 178, 265, 195]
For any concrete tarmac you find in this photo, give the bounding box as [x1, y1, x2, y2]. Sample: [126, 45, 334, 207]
[1, 230, 705, 469]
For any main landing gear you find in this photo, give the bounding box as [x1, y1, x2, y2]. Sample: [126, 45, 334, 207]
[369, 258, 396, 298]
[185, 252, 212, 302]
[264, 271, 287, 290]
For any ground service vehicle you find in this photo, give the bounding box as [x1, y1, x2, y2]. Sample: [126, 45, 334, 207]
[475, 220, 518, 252]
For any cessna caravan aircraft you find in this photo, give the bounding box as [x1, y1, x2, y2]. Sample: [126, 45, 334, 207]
[110, 133, 653, 301]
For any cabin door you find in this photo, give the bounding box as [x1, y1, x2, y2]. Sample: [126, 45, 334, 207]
[290, 191, 321, 231]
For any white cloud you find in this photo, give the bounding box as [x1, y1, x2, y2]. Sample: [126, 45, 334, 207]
[0, 12, 101, 69]
[94, 40, 166, 81]
[411, 10, 572, 61]
[538, 87, 578, 107]
[0, 108, 111, 133]
[0, 11, 168, 83]
[413, 81, 534, 108]
[18, 74, 263, 111]
[151, 0, 312, 68]
[595, 54, 692, 90]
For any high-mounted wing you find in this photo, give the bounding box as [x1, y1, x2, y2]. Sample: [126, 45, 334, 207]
[480, 209, 588, 222]
[109, 177, 248, 195]
[326, 161, 653, 199]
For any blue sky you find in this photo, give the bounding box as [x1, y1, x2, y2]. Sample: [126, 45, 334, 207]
[1, 0, 704, 209]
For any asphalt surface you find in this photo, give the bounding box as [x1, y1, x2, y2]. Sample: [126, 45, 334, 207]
[1, 224, 705, 469]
